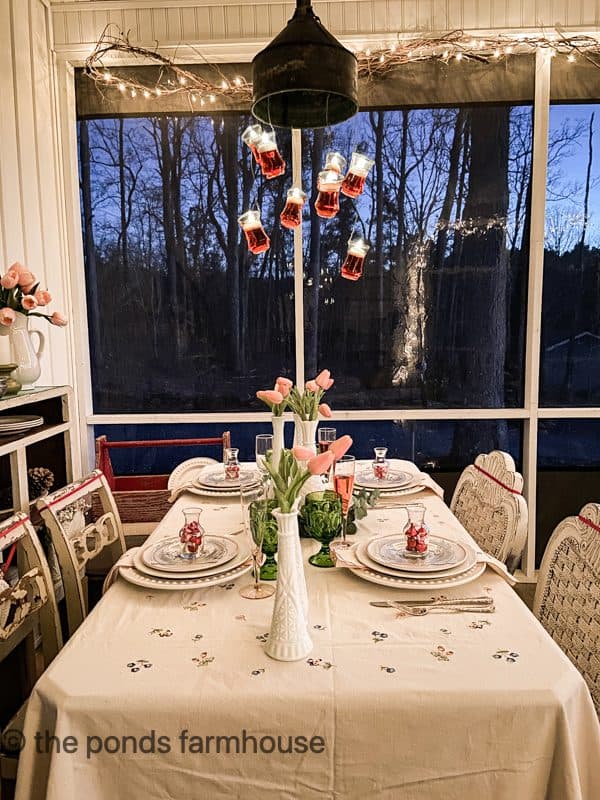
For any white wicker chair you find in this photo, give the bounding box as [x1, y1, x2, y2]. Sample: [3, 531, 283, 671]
[450, 450, 528, 569]
[37, 470, 126, 638]
[534, 503, 600, 713]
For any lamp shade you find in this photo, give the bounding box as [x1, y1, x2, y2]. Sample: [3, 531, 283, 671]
[251, 0, 358, 129]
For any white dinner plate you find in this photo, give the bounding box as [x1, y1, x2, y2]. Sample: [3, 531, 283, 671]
[367, 534, 468, 572]
[141, 534, 238, 573]
[197, 466, 258, 489]
[119, 557, 253, 591]
[355, 539, 477, 580]
[168, 457, 219, 490]
[133, 539, 251, 579]
[355, 469, 414, 490]
[348, 559, 486, 590]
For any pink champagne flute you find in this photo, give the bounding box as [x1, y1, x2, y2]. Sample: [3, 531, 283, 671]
[333, 455, 355, 547]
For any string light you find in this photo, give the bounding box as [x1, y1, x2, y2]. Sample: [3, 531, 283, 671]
[85, 25, 600, 107]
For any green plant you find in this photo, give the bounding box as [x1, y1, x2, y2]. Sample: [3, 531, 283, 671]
[346, 488, 380, 534]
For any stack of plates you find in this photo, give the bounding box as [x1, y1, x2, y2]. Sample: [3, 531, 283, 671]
[354, 466, 423, 498]
[191, 465, 261, 498]
[0, 415, 44, 438]
[349, 533, 485, 590]
[120, 533, 252, 590]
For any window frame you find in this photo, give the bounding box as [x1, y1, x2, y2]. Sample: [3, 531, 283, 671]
[57, 46, 600, 584]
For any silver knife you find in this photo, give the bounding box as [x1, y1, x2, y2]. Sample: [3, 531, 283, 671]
[370, 596, 493, 608]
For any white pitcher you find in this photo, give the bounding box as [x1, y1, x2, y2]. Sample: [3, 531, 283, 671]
[0, 311, 45, 388]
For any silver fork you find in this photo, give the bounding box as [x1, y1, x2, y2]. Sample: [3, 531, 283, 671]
[394, 604, 496, 616]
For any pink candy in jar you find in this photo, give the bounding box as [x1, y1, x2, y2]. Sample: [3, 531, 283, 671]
[224, 447, 241, 480]
[179, 509, 205, 559]
[372, 446, 390, 481]
[404, 504, 428, 556]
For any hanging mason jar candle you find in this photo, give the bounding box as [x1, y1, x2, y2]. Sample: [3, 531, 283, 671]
[242, 123, 264, 166]
[257, 130, 286, 179]
[324, 151, 347, 175]
[341, 152, 375, 198]
[238, 209, 270, 255]
[341, 236, 370, 280]
[314, 169, 344, 219]
[280, 187, 307, 229]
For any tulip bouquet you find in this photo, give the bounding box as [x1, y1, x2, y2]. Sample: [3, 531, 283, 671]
[288, 369, 334, 421]
[266, 435, 353, 513]
[256, 376, 292, 415]
[0, 262, 68, 327]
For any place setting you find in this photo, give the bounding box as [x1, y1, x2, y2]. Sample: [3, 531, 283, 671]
[167, 447, 261, 501]
[353, 447, 444, 500]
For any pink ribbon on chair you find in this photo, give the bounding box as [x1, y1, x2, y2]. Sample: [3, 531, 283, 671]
[578, 515, 600, 534]
[0, 516, 28, 576]
[474, 465, 522, 495]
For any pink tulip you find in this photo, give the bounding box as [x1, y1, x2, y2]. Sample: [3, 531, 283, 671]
[256, 389, 283, 406]
[293, 446, 314, 462]
[275, 379, 290, 398]
[21, 295, 37, 311]
[0, 270, 19, 289]
[0, 307, 15, 326]
[308, 451, 335, 475]
[329, 435, 353, 460]
[17, 270, 36, 289]
[276, 376, 293, 389]
[305, 380, 318, 392]
[9, 261, 27, 275]
[50, 311, 68, 327]
[315, 369, 331, 389]
[319, 403, 332, 418]
[34, 289, 51, 306]
[325, 378, 334, 390]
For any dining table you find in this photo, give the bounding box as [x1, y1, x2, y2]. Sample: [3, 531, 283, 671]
[15, 462, 600, 800]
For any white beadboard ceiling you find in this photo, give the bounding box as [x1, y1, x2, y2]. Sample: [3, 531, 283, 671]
[49, 1, 600, 50]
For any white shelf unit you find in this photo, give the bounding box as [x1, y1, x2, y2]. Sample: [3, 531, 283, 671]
[0, 386, 81, 515]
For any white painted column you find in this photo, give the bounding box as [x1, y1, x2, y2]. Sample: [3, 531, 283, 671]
[292, 128, 305, 389]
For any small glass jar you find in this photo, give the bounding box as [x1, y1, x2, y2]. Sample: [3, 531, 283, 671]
[372, 447, 390, 481]
[257, 130, 286, 179]
[179, 508, 205, 559]
[241, 123, 264, 166]
[314, 169, 344, 219]
[403, 504, 428, 557]
[238, 210, 270, 254]
[324, 151, 347, 175]
[341, 152, 374, 198]
[224, 447, 241, 480]
[341, 236, 370, 281]
[280, 187, 307, 229]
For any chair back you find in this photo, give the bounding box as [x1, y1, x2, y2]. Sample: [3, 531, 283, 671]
[450, 450, 528, 567]
[534, 503, 600, 712]
[37, 470, 126, 637]
[0, 513, 62, 683]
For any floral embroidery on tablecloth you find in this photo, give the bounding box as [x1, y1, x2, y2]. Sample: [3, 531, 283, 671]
[313, 624, 326, 631]
[220, 583, 235, 591]
[192, 634, 204, 642]
[256, 632, 269, 643]
[439, 628, 452, 636]
[192, 652, 215, 667]
[380, 665, 396, 674]
[251, 668, 265, 676]
[306, 658, 334, 670]
[145, 595, 154, 600]
[235, 614, 247, 621]
[431, 645, 454, 662]
[150, 628, 173, 638]
[371, 630, 389, 643]
[469, 620, 492, 630]
[183, 601, 207, 611]
[492, 649, 519, 663]
[126, 660, 152, 673]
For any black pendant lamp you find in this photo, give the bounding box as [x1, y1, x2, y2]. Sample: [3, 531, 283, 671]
[252, 0, 358, 129]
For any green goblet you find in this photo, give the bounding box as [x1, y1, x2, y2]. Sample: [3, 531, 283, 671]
[300, 490, 343, 568]
[250, 498, 278, 580]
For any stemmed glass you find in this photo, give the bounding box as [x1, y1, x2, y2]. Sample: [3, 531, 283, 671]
[239, 478, 275, 600]
[255, 434, 273, 477]
[332, 455, 356, 549]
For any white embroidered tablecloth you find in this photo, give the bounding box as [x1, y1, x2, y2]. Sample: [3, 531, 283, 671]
[15, 483, 600, 800]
